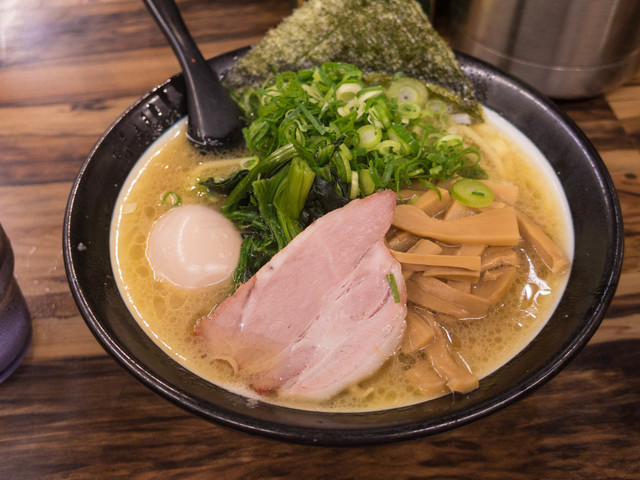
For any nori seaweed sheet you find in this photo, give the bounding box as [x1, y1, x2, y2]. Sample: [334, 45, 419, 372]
[224, 0, 481, 119]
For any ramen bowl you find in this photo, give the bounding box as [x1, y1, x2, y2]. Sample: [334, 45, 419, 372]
[63, 48, 623, 446]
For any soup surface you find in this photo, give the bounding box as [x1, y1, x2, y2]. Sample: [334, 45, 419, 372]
[111, 110, 573, 412]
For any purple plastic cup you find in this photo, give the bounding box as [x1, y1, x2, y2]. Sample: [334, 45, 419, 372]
[0, 224, 31, 383]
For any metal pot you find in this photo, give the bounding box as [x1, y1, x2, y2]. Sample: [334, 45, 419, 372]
[449, 0, 640, 98]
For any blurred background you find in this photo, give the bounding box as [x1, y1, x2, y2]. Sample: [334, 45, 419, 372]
[446, 0, 640, 99]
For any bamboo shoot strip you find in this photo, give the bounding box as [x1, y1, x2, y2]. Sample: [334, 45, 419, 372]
[421, 267, 481, 283]
[473, 266, 518, 303]
[393, 204, 520, 246]
[390, 250, 481, 271]
[422, 317, 479, 393]
[411, 187, 451, 216]
[401, 309, 436, 353]
[407, 239, 443, 255]
[516, 211, 570, 274]
[407, 277, 490, 319]
[479, 180, 519, 205]
[405, 362, 448, 396]
[481, 246, 520, 271]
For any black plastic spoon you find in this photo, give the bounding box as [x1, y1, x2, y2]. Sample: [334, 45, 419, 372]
[143, 0, 243, 149]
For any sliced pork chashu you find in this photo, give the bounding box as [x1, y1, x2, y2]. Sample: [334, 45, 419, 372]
[196, 190, 407, 401]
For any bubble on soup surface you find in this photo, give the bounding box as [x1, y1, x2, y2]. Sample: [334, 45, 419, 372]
[136, 266, 151, 278]
[153, 296, 166, 317]
[169, 293, 186, 309]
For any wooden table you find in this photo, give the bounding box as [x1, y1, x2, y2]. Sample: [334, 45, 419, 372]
[1, 1, 638, 478]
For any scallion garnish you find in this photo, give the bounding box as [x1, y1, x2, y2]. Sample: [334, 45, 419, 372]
[386, 273, 401, 303]
[206, 62, 487, 284]
[161, 191, 182, 208]
[451, 178, 494, 208]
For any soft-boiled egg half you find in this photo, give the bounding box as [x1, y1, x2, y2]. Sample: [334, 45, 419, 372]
[146, 204, 242, 288]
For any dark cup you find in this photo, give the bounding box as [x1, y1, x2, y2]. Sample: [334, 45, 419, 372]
[0, 223, 32, 383]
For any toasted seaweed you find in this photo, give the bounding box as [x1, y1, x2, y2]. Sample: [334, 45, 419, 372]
[224, 0, 482, 120]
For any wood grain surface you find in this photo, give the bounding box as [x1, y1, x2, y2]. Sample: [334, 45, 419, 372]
[1, 1, 639, 478]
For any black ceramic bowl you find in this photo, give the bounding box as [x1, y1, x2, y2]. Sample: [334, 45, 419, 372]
[63, 48, 623, 446]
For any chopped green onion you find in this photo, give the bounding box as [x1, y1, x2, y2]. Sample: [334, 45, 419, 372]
[369, 100, 392, 129]
[451, 179, 494, 208]
[425, 99, 447, 115]
[349, 171, 359, 199]
[437, 133, 463, 148]
[386, 77, 428, 107]
[358, 86, 384, 101]
[337, 98, 365, 118]
[332, 147, 352, 183]
[336, 82, 361, 102]
[358, 169, 375, 195]
[357, 124, 382, 151]
[386, 273, 401, 303]
[376, 139, 403, 155]
[298, 102, 326, 135]
[161, 191, 182, 208]
[389, 124, 419, 155]
[398, 102, 421, 119]
[338, 143, 352, 161]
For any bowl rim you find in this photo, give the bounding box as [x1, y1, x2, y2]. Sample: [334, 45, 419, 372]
[63, 47, 624, 446]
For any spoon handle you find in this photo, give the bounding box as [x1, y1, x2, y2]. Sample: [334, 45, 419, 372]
[143, 0, 242, 147]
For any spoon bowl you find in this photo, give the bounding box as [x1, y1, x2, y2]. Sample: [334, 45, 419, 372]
[143, 0, 244, 149]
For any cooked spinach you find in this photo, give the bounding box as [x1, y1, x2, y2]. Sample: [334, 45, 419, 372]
[199, 169, 248, 195]
[300, 176, 350, 228]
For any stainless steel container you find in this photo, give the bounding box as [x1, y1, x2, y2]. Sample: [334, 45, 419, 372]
[449, 0, 640, 98]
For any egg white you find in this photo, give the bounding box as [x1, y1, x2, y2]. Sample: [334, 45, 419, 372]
[146, 204, 241, 289]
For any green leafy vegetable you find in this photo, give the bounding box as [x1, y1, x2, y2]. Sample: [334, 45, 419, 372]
[199, 169, 248, 195]
[222, 143, 298, 213]
[272, 157, 316, 245]
[209, 62, 486, 285]
[300, 176, 349, 228]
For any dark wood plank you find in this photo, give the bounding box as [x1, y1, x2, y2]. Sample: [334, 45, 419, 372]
[0, 0, 291, 69]
[1, 339, 638, 479]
